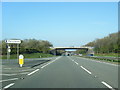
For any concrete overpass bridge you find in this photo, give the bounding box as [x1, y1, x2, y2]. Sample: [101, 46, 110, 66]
[50, 46, 93, 50]
[50, 46, 94, 56]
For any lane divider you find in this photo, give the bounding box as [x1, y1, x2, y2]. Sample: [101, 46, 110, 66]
[68, 57, 92, 75]
[67, 56, 74, 62]
[101, 81, 115, 90]
[0, 72, 29, 76]
[27, 69, 39, 76]
[41, 56, 61, 69]
[74, 62, 79, 65]
[3, 83, 15, 89]
[80, 66, 92, 75]
[69, 56, 116, 90]
[0, 78, 18, 83]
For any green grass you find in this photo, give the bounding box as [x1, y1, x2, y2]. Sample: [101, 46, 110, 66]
[2, 53, 54, 59]
[94, 53, 118, 57]
[82, 56, 120, 64]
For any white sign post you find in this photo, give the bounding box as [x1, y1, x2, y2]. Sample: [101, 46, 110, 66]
[7, 45, 11, 60]
[5, 40, 21, 61]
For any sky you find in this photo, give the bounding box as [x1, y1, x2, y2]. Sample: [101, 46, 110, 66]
[2, 2, 118, 47]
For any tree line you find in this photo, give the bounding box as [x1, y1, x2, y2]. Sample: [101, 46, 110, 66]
[1, 39, 53, 55]
[84, 31, 119, 54]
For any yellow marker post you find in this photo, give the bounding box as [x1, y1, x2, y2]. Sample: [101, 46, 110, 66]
[19, 54, 24, 67]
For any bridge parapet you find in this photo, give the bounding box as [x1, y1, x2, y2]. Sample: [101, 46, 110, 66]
[50, 46, 94, 56]
[50, 46, 93, 50]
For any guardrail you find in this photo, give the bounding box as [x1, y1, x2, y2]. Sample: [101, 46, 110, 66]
[82, 56, 120, 62]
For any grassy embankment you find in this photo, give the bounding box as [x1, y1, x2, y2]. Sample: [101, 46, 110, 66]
[94, 53, 118, 57]
[83, 53, 119, 64]
[2, 53, 54, 59]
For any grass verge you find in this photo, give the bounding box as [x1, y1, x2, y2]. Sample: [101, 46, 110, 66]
[81, 56, 120, 65]
[2, 53, 54, 59]
[94, 53, 118, 57]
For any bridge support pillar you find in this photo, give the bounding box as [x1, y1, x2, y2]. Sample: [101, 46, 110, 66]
[53, 49, 56, 56]
[87, 48, 94, 56]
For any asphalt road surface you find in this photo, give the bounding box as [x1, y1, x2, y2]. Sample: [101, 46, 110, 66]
[1, 57, 55, 89]
[2, 56, 119, 89]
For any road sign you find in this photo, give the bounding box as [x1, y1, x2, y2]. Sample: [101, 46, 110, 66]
[8, 48, 11, 52]
[19, 54, 24, 67]
[8, 46, 10, 48]
[5, 40, 21, 44]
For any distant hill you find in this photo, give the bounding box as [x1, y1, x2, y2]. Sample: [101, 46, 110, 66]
[84, 31, 119, 54]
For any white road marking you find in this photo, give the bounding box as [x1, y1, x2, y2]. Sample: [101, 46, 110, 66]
[74, 62, 79, 65]
[3, 68, 11, 70]
[80, 66, 92, 75]
[3, 83, 15, 89]
[41, 56, 61, 68]
[0, 78, 18, 83]
[27, 69, 39, 76]
[41, 63, 49, 68]
[0, 74, 17, 76]
[101, 81, 115, 90]
[67, 57, 79, 65]
[71, 59, 74, 62]
[0, 72, 29, 76]
[21, 69, 35, 71]
[67, 56, 75, 62]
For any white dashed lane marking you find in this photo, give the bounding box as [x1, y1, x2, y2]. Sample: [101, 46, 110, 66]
[74, 62, 79, 65]
[80, 66, 92, 75]
[68, 56, 116, 90]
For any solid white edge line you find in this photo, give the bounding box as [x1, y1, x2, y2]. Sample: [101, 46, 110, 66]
[0, 78, 18, 83]
[101, 81, 115, 90]
[0, 72, 29, 76]
[3, 83, 15, 89]
[41, 56, 61, 68]
[27, 69, 39, 76]
[80, 66, 92, 75]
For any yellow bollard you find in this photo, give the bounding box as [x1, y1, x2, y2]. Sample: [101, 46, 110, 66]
[19, 55, 24, 67]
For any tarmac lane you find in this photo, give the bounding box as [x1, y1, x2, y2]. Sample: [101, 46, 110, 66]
[1, 57, 56, 89]
[7, 56, 112, 89]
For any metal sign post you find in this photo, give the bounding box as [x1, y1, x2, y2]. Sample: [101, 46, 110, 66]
[5, 39, 21, 62]
[7, 44, 11, 60]
[17, 44, 19, 60]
